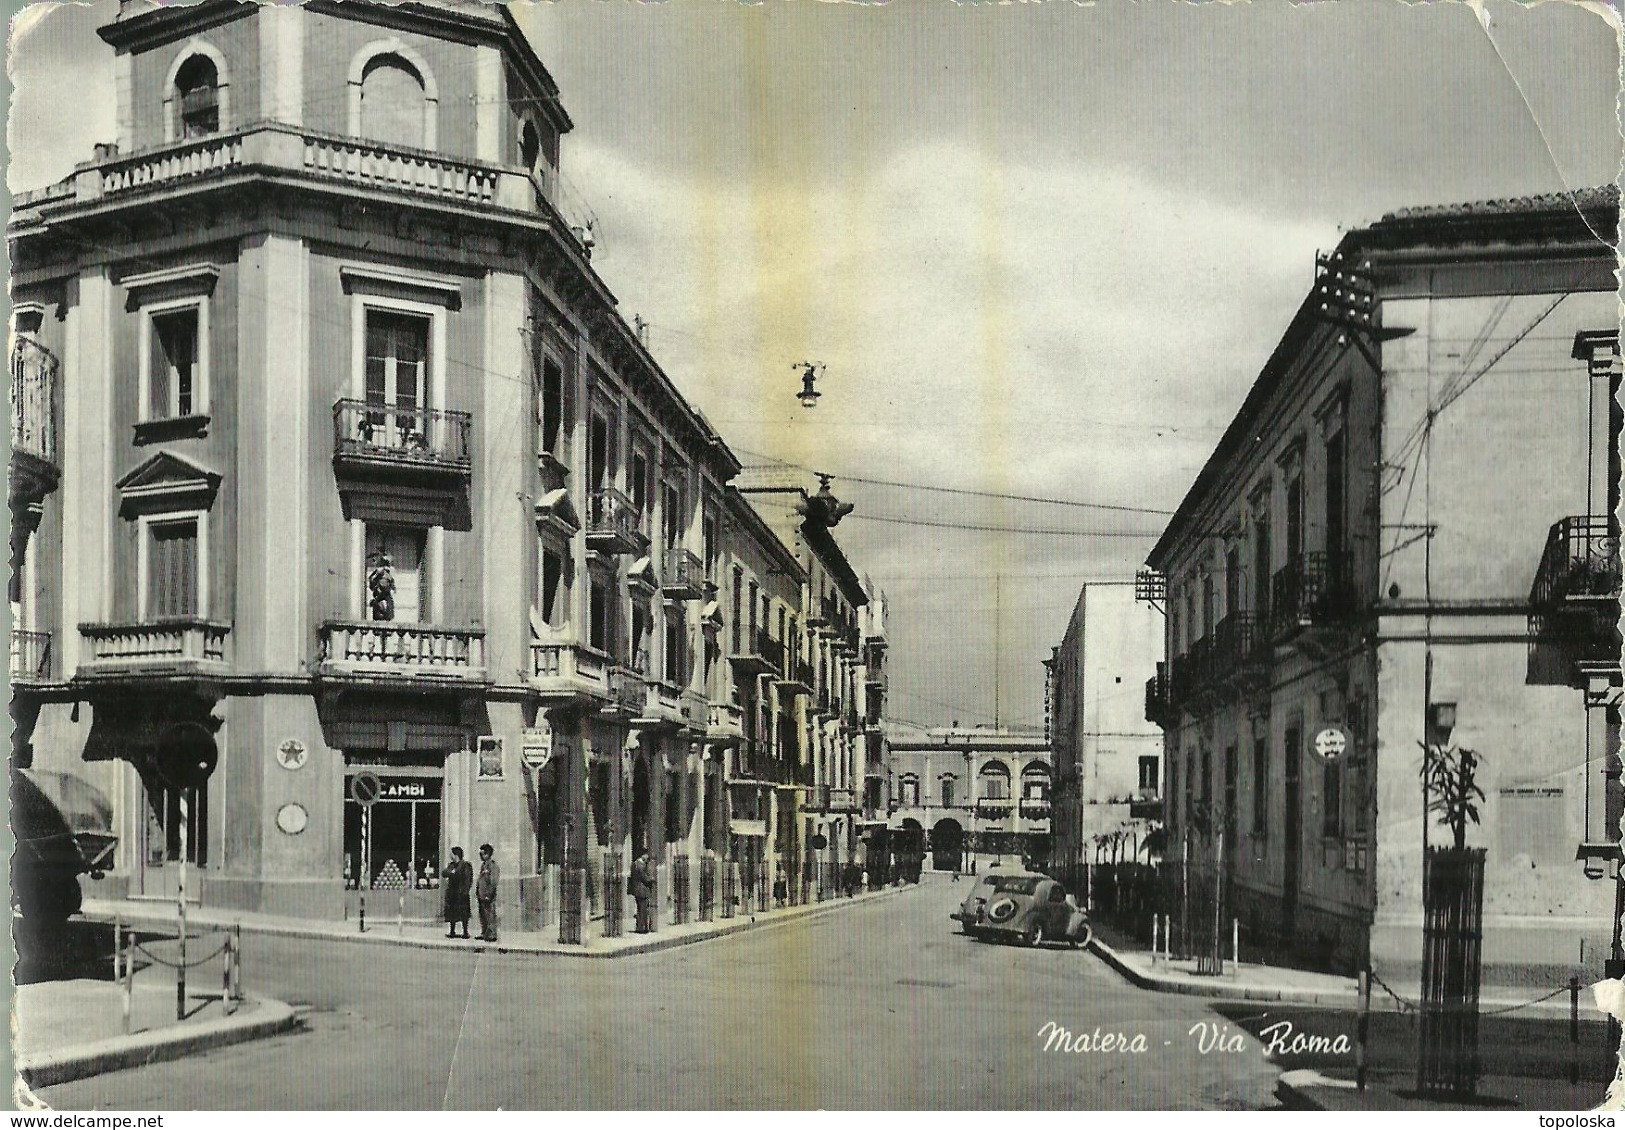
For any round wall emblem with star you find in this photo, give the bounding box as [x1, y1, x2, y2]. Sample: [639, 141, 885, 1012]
[276, 739, 308, 771]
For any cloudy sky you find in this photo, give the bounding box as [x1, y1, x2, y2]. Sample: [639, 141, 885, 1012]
[9, 0, 1622, 731]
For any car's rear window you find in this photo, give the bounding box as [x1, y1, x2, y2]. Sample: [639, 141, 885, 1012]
[989, 877, 1041, 895]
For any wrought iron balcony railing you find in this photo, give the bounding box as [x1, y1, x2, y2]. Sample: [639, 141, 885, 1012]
[661, 548, 706, 599]
[9, 630, 51, 682]
[729, 627, 779, 677]
[1212, 611, 1264, 674]
[1144, 664, 1170, 726]
[1270, 551, 1357, 638]
[1531, 516, 1621, 608]
[586, 488, 643, 555]
[333, 399, 472, 475]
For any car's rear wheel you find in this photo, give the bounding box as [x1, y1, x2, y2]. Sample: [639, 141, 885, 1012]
[1026, 921, 1045, 948]
[1074, 924, 1094, 950]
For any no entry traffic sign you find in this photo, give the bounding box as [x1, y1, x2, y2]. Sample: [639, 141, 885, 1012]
[350, 771, 383, 807]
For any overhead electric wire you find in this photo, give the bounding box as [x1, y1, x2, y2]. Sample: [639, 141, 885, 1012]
[735, 447, 1177, 516]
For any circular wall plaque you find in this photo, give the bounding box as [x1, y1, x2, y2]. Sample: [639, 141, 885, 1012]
[276, 803, 309, 835]
[276, 739, 308, 771]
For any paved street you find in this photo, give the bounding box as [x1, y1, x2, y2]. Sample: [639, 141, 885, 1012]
[39, 880, 1282, 1110]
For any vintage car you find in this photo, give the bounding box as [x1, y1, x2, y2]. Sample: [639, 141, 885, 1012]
[950, 871, 1093, 948]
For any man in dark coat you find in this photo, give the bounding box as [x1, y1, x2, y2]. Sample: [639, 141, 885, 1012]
[442, 846, 472, 938]
[629, 851, 656, 933]
[475, 843, 500, 942]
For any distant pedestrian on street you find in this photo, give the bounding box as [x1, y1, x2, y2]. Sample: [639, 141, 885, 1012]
[629, 850, 656, 933]
[475, 843, 500, 942]
[773, 866, 788, 908]
[443, 846, 472, 939]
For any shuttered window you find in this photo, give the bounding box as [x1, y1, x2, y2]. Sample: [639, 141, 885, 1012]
[147, 519, 199, 618]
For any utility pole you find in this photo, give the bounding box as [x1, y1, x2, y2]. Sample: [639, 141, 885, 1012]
[994, 574, 1001, 730]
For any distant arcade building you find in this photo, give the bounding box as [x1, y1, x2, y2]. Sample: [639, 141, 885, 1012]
[884, 725, 1052, 873]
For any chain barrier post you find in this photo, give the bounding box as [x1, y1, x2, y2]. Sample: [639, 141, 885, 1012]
[177, 794, 189, 1021]
[1571, 974, 1581, 1086]
[360, 806, 370, 933]
[1356, 967, 1371, 1091]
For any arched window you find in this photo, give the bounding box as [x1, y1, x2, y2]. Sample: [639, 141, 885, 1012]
[978, 761, 1011, 802]
[360, 55, 427, 149]
[1021, 763, 1051, 802]
[175, 54, 220, 138]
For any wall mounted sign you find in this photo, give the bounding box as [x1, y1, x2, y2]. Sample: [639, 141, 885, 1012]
[520, 728, 551, 769]
[276, 803, 309, 835]
[477, 735, 505, 780]
[1313, 726, 1350, 762]
[276, 739, 308, 771]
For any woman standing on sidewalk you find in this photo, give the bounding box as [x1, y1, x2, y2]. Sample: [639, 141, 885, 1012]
[442, 847, 472, 939]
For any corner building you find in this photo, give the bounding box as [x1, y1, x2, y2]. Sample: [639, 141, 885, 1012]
[1144, 189, 1620, 980]
[7, 0, 856, 936]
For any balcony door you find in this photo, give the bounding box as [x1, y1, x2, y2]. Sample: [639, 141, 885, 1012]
[366, 525, 426, 623]
[364, 311, 429, 451]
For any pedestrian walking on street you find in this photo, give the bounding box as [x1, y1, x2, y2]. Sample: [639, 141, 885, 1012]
[475, 843, 500, 942]
[629, 850, 656, 933]
[443, 846, 473, 939]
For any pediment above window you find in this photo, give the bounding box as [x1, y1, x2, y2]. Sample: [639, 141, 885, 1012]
[115, 450, 222, 518]
[701, 600, 724, 635]
[628, 555, 660, 596]
[340, 263, 463, 310]
[121, 264, 220, 308]
[534, 487, 580, 539]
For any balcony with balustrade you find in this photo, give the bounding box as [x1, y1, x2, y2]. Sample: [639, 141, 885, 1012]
[317, 620, 487, 687]
[9, 630, 52, 685]
[10, 338, 60, 520]
[332, 399, 472, 485]
[10, 122, 595, 254]
[641, 680, 707, 731]
[1527, 515, 1622, 686]
[706, 701, 745, 743]
[586, 488, 643, 556]
[530, 642, 614, 706]
[77, 619, 232, 683]
[1018, 798, 1052, 823]
[605, 664, 646, 718]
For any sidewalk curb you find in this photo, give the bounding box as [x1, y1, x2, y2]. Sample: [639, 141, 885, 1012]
[16, 996, 300, 1089]
[1086, 935, 1359, 1005]
[83, 884, 917, 961]
[1085, 936, 1579, 1017]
